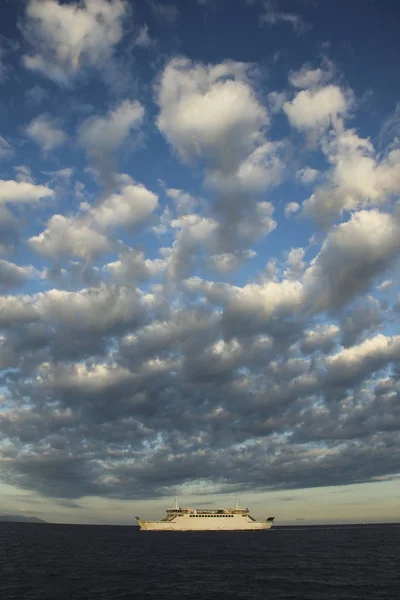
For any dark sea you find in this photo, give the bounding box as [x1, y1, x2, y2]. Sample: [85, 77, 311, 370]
[0, 523, 399, 600]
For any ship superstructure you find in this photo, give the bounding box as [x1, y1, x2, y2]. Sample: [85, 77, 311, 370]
[135, 498, 275, 531]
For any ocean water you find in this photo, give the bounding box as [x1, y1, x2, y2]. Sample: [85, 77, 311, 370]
[0, 523, 399, 600]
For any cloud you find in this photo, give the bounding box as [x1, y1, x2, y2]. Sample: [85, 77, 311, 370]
[296, 167, 318, 185]
[26, 113, 68, 151]
[206, 141, 284, 194]
[284, 201, 300, 217]
[339, 298, 383, 348]
[25, 84, 48, 105]
[77, 100, 145, 186]
[184, 209, 400, 333]
[148, 1, 180, 26]
[0, 179, 54, 205]
[303, 129, 400, 222]
[0, 295, 39, 328]
[325, 334, 400, 387]
[89, 180, 158, 229]
[104, 248, 165, 284]
[0, 136, 14, 159]
[377, 279, 392, 291]
[135, 24, 152, 48]
[288, 60, 335, 89]
[156, 57, 268, 170]
[0, 178, 54, 252]
[0, 260, 35, 291]
[185, 275, 304, 336]
[165, 213, 219, 282]
[2, 6, 400, 511]
[260, 1, 310, 34]
[166, 188, 197, 215]
[22, 0, 128, 85]
[37, 284, 148, 337]
[156, 57, 282, 268]
[304, 209, 400, 311]
[29, 214, 111, 261]
[300, 324, 339, 354]
[0, 46, 7, 82]
[29, 175, 158, 263]
[283, 85, 351, 135]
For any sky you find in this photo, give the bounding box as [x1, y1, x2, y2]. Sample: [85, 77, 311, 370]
[0, 0, 400, 526]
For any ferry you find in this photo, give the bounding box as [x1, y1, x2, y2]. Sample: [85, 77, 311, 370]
[135, 498, 275, 531]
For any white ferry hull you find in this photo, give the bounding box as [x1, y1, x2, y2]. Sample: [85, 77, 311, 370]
[136, 520, 273, 531]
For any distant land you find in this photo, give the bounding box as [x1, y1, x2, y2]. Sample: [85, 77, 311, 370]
[0, 515, 47, 523]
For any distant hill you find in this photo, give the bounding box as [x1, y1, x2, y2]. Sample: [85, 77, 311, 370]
[0, 515, 47, 523]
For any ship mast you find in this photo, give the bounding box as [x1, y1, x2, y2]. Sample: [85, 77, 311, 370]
[174, 496, 178, 510]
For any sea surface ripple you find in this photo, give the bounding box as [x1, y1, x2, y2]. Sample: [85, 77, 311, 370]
[0, 523, 399, 599]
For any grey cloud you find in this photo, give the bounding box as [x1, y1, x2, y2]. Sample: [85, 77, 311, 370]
[0, 260, 34, 291]
[340, 300, 383, 348]
[303, 210, 400, 313]
[148, 0, 180, 26]
[260, 1, 311, 35]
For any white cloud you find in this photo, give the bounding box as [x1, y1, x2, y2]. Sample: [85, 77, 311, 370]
[210, 250, 257, 274]
[29, 214, 110, 261]
[156, 57, 268, 171]
[288, 60, 334, 89]
[78, 100, 144, 180]
[0, 179, 54, 205]
[105, 249, 165, 283]
[90, 181, 158, 229]
[377, 279, 392, 290]
[186, 276, 304, 329]
[22, 0, 128, 85]
[156, 57, 280, 261]
[26, 114, 68, 151]
[296, 167, 318, 185]
[207, 141, 284, 194]
[325, 334, 400, 384]
[284, 202, 300, 217]
[29, 176, 157, 262]
[283, 85, 351, 134]
[284, 247, 306, 280]
[303, 129, 400, 222]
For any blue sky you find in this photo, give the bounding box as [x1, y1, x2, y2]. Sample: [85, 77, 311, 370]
[0, 0, 400, 525]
